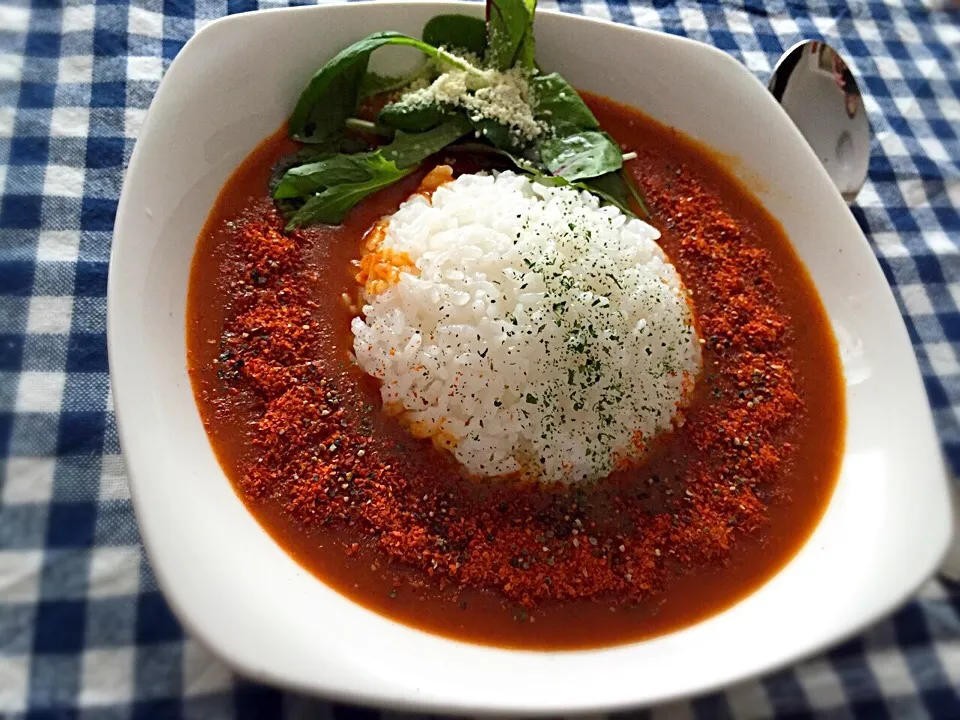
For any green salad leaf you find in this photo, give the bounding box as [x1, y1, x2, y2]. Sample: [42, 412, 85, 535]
[278, 118, 472, 226]
[486, 0, 537, 71]
[531, 73, 599, 134]
[279, 0, 650, 227]
[273, 154, 375, 200]
[531, 72, 625, 182]
[289, 31, 477, 143]
[423, 14, 488, 55]
[287, 156, 415, 227]
[538, 130, 623, 181]
[359, 67, 426, 100]
[381, 116, 473, 167]
[378, 101, 455, 132]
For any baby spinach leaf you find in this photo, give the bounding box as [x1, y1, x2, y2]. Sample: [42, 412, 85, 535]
[580, 172, 634, 215]
[289, 31, 472, 143]
[286, 155, 415, 228]
[359, 66, 426, 100]
[273, 154, 378, 200]
[538, 130, 623, 181]
[378, 101, 455, 132]
[620, 168, 651, 217]
[278, 118, 470, 224]
[486, 0, 537, 71]
[423, 14, 487, 55]
[470, 117, 527, 152]
[531, 72, 600, 135]
[381, 116, 473, 168]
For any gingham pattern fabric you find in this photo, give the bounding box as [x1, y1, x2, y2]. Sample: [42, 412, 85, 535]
[1, 0, 959, 716]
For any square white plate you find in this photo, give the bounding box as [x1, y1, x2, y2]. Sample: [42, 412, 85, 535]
[108, 3, 952, 713]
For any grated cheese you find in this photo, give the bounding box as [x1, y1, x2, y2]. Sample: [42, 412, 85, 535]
[395, 52, 542, 144]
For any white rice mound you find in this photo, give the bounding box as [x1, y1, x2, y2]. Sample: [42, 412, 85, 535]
[351, 171, 701, 484]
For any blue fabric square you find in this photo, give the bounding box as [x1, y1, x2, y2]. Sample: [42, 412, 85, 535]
[18, 82, 56, 108]
[57, 411, 106, 455]
[0, 260, 37, 296]
[85, 137, 124, 169]
[80, 199, 116, 232]
[24, 31, 61, 58]
[10, 136, 50, 166]
[93, 30, 128, 58]
[33, 599, 86, 653]
[0, 334, 25, 371]
[1, 194, 44, 230]
[66, 334, 107, 373]
[74, 262, 108, 297]
[46, 502, 97, 548]
[135, 592, 183, 644]
[89, 82, 126, 108]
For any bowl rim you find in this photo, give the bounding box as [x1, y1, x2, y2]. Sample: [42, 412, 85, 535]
[108, 2, 954, 714]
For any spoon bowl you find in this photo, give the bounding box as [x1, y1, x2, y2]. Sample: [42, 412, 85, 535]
[769, 40, 870, 203]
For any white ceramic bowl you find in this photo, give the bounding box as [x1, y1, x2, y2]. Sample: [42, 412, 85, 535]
[108, 2, 953, 714]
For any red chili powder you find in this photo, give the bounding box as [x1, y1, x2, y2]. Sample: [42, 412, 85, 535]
[209, 161, 801, 609]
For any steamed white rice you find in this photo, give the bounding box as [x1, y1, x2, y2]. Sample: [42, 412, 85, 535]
[351, 171, 701, 484]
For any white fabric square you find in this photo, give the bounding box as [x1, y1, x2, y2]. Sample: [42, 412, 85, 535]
[127, 56, 163, 82]
[63, 4, 96, 32]
[866, 648, 919, 696]
[0, 6, 29, 32]
[27, 296, 74, 334]
[875, 56, 903, 80]
[124, 108, 148, 139]
[43, 164, 85, 199]
[16, 371, 67, 413]
[50, 107, 90, 137]
[58, 55, 94, 84]
[128, 7, 164, 38]
[0, 107, 14, 138]
[99, 453, 130, 501]
[927, 342, 960, 377]
[853, 19, 881, 41]
[796, 659, 847, 710]
[0, 550, 43, 603]
[183, 639, 235, 696]
[678, 6, 707, 31]
[0, 655, 29, 714]
[87, 547, 141, 598]
[2, 457, 56, 504]
[37, 230, 81, 263]
[743, 51, 771, 73]
[0, 53, 23, 82]
[898, 283, 934, 316]
[78, 648, 136, 707]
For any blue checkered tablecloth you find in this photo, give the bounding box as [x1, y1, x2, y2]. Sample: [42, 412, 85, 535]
[1, 0, 959, 716]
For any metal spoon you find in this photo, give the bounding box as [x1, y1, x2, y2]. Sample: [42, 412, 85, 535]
[768, 40, 870, 203]
[771, 42, 960, 581]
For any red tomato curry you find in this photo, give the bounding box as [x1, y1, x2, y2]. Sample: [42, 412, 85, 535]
[186, 93, 844, 650]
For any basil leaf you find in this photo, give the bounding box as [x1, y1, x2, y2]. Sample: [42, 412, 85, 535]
[286, 155, 416, 228]
[381, 116, 473, 168]
[359, 66, 426, 100]
[273, 154, 379, 200]
[619, 168, 651, 217]
[289, 31, 465, 143]
[486, 0, 537, 71]
[470, 117, 526, 152]
[580, 172, 634, 216]
[423, 14, 487, 55]
[531, 72, 599, 135]
[378, 101, 455, 132]
[538, 130, 623, 181]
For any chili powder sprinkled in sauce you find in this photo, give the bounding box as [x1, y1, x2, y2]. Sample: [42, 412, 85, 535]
[187, 94, 844, 650]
